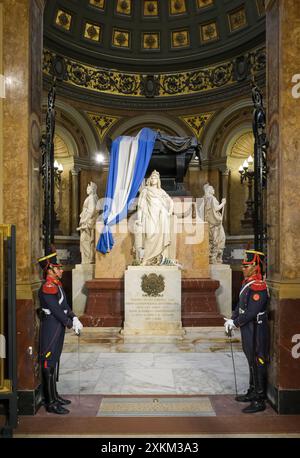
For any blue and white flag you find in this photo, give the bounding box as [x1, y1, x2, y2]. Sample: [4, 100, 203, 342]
[96, 127, 157, 254]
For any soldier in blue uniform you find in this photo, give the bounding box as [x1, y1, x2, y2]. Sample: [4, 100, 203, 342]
[37, 252, 83, 414]
[224, 250, 269, 413]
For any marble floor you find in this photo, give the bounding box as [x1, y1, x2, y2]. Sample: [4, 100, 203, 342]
[58, 327, 249, 396]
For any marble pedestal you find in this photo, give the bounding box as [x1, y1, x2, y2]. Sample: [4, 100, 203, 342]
[123, 266, 183, 337]
[209, 264, 232, 318]
[72, 264, 95, 316]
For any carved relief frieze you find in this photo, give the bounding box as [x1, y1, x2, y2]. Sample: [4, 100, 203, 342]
[43, 47, 265, 98]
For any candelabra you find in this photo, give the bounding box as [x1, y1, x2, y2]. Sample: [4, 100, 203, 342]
[239, 155, 255, 231]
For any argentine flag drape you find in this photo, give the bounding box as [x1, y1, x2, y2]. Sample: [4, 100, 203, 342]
[96, 127, 157, 254]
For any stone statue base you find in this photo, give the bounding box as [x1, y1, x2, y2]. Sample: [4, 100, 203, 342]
[72, 263, 95, 316]
[122, 266, 183, 337]
[209, 264, 232, 319]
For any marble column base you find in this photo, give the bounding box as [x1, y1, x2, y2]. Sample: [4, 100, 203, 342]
[209, 264, 232, 319]
[72, 264, 95, 317]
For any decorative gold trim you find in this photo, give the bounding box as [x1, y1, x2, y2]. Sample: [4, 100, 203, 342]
[86, 112, 121, 141]
[89, 0, 105, 10]
[200, 21, 219, 43]
[169, 0, 187, 15]
[197, 0, 214, 9]
[179, 113, 214, 140]
[55, 9, 72, 31]
[84, 22, 101, 42]
[228, 7, 248, 33]
[143, 0, 159, 16]
[171, 30, 190, 48]
[142, 32, 160, 50]
[116, 0, 132, 16]
[37, 252, 57, 262]
[112, 28, 130, 48]
[43, 47, 265, 98]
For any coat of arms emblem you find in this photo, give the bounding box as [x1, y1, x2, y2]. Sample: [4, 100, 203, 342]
[141, 273, 165, 297]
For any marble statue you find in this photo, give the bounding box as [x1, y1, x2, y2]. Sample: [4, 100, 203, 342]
[77, 182, 99, 264]
[134, 170, 174, 266]
[202, 183, 226, 264]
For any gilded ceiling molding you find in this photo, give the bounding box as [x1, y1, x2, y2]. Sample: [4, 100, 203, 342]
[86, 113, 121, 141]
[179, 113, 214, 140]
[43, 46, 265, 98]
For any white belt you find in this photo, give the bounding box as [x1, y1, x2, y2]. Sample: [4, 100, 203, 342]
[42, 308, 68, 315]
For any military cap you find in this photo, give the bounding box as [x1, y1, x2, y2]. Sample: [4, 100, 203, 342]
[242, 250, 265, 274]
[37, 252, 62, 271]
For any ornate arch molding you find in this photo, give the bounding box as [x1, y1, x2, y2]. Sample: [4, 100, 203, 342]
[202, 99, 253, 162]
[111, 114, 189, 139]
[42, 97, 99, 159]
[54, 124, 79, 158]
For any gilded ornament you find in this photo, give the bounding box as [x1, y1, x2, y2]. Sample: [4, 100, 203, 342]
[197, 0, 214, 8]
[170, 0, 186, 14]
[116, 0, 132, 15]
[180, 113, 214, 140]
[55, 10, 72, 31]
[43, 47, 265, 98]
[86, 113, 120, 141]
[228, 8, 247, 33]
[89, 0, 105, 9]
[172, 30, 190, 48]
[200, 22, 218, 43]
[144, 1, 158, 16]
[141, 273, 165, 297]
[143, 33, 160, 50]
[84, 23, 101, 42]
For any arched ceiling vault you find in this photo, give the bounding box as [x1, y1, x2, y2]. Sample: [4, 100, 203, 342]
[44, 0, 265, 72]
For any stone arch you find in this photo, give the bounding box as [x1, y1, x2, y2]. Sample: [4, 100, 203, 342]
[111, 114, 188, 139]
[202, 99, 253, 161]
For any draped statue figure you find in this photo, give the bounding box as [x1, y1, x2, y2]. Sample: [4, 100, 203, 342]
[202, 183, 226, 264]
[134, 170, 174, 266]
[77, 182, 99, 264]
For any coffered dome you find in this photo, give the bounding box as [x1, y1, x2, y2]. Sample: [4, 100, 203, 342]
[44, 0, 265, 71]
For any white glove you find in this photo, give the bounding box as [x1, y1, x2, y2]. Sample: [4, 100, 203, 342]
[224, 318, 235, 336]
[72, 316, 83, 335]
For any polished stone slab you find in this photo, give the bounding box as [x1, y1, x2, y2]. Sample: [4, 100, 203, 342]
[57, 327, 248, 396]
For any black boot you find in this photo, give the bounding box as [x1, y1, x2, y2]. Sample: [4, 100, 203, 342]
[42, 367, 69, 415]
[235, 387, 256, 402]
[54, 366, 71, 405]
[242, 365, 266, 413]
[242, 399, 266, 413]
[235, 369, 255, 402]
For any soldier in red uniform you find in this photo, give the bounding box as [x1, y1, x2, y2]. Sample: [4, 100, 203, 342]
[224, 250, 269, 413]
[37, 252, 83, 414]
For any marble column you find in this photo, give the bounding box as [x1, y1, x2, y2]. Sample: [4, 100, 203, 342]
[266, 0, 300, 414]
[70, 167, 80, 236]
[1, 0, 45, 414]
